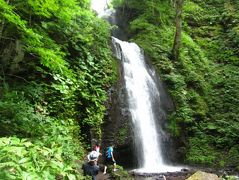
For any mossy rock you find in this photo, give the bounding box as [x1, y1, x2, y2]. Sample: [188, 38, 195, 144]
[108, 165, 133, 180]
[186, 171, 219, 180]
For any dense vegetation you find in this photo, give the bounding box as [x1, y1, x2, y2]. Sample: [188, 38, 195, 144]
[112, 0, 239, 169]
[0, 0, 238, 178]
[0, 0, 116, 178]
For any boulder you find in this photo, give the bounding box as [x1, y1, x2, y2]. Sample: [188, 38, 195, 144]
[186, 171, 219, 180]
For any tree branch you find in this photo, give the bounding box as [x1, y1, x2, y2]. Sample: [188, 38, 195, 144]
[5, 74, 30, 83]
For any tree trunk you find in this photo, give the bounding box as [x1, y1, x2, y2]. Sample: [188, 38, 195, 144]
[0, 0, 10, 41]
[172, 0, 183, 61]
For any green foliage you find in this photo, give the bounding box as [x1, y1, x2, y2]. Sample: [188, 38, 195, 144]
[222, 176, 239, 180]
[186, 137, 219, 165]
[107, 165, 133, 180]
[0, 137, 83, 179]
[116, 125, 129, 145]
[113, 0, 173, 26]
[0, 0, 117, 178]
[0, 90, 85, 178]
[0, 0, 117, 132]
[28, 0, 60, 18]
[0, 90, 44, 136]
[111, 0, 125, 8]
[183, 0, 206, 26]
[0, 0, 73, 77]
[226, 145, 239, 168]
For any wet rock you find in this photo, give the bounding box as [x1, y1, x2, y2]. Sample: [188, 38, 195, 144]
[102, 71, 135, 168]
[186, 171, 219, 180]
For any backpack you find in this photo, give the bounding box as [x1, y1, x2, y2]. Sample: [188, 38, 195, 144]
[105, 147, 113, 159]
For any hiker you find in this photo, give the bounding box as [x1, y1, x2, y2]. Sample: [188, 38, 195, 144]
[87, 150, 107, 175]
[105, 145, 117, 172]
[82, 151, 99, 180]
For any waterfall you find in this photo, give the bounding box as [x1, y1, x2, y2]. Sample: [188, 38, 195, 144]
[112, 37, 164, 172]
[112, 37, 181, 173]
[91, 0, 182, 173]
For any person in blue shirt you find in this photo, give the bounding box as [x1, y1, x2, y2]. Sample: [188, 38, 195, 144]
[105, 145, 117, 172]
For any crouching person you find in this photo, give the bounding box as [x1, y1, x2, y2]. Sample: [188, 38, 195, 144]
[87, 150, 107, 175]
[82, 151, 99, 180]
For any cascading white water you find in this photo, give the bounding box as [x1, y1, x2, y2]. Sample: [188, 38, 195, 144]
[91, 0, 182, 173]
[112, 37, 182, 173]
[112, 37, 164, 172]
